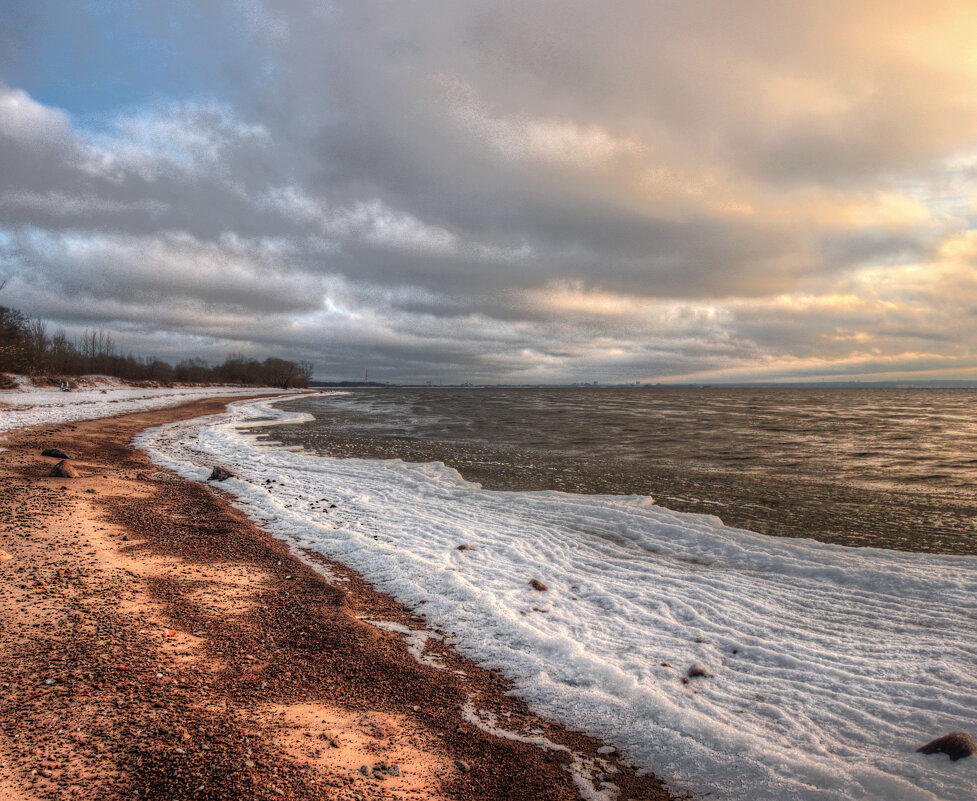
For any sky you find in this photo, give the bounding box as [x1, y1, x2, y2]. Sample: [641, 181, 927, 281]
[3, 1, 977, 384]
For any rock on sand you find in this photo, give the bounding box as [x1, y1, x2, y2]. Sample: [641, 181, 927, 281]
[45, 460, 79, 479]
[41, 448, 74, 459]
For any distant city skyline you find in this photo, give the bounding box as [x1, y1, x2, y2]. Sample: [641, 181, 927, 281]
[3, 2, 977, 384]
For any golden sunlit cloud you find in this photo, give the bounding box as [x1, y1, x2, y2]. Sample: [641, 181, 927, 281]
[8, 1, 977, 382]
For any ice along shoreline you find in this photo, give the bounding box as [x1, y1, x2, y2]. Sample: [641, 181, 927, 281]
[2, 392, 662, 800]
[138, 394, 977, 801]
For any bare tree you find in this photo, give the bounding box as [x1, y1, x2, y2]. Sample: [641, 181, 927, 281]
[0, 305, 29, 372]
[25, 319, 49, 374]
[0, 292, 314, 386]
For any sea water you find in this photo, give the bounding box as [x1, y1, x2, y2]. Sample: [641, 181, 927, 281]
[263, 387, 977, 555]
[137, 394, 977, 801]
[274, 386, 977, 496]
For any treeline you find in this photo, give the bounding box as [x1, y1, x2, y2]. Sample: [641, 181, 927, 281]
[0, 304, 313, 388]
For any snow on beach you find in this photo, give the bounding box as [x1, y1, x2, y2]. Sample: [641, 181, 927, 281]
[0, 377, 285, 435]
[131, 396, 977, 801]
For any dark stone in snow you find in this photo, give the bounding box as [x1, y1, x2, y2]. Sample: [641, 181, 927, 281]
[207, 466, 234, 482]
[529, 578, 548, 592]
[687, 662, 711, 679]
[917, 731, 976, 761]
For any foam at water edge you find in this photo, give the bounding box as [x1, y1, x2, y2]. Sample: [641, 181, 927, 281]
[135, 396, 977, 801]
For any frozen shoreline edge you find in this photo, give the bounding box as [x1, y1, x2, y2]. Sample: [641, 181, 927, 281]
[135, 394, 977, 801]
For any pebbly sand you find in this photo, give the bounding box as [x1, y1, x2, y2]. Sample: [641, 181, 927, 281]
[0, 397, 679, 801]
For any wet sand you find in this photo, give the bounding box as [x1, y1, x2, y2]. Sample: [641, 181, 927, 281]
[0, 398, 678, 801]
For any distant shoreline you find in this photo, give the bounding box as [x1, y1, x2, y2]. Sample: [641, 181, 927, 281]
[310, 380, 977, 389]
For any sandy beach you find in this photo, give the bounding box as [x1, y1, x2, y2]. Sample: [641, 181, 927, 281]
[0, 397, 676, 801]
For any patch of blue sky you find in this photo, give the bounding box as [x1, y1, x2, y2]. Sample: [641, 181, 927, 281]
[1, 0, 267, 122]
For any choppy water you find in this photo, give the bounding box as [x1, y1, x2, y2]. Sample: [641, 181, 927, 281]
[282, 387, 977, 492]
[269, 387, 977, 554]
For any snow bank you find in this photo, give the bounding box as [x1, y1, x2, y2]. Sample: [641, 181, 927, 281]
[0, 379, 287, 434]
[137, 397, 977, 801]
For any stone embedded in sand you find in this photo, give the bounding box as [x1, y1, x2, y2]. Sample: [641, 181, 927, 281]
[529, 578, 548, 592]
[41, 448, 74, 460]
[45, 460, 78, 479]
[917, 731, 977, 761]
[687, 662, 711, 679]
[207, 466, 234, 481]
[135, 472, 153, 481]
[0, 548, 12, 563]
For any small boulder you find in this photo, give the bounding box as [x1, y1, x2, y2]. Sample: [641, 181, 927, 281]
[41, 448, 74, 460]
[207, 466, 234, 482]
[687, 662, 711, 679]
[529, 578, 548, 592]
[135, 472, 153, 481]
[917, 731, 976, 761]
[0, 548, 12, 563]
[457, 544, 474, 551]
[45, 460, 78, 479]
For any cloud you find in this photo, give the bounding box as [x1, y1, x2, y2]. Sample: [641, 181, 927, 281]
[0, 190, 170, 219]
[85, 101, 271, 180]
[442, 77, 643, 169]
[2, 2, 977, 381]
[0, 83, 72, 145]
